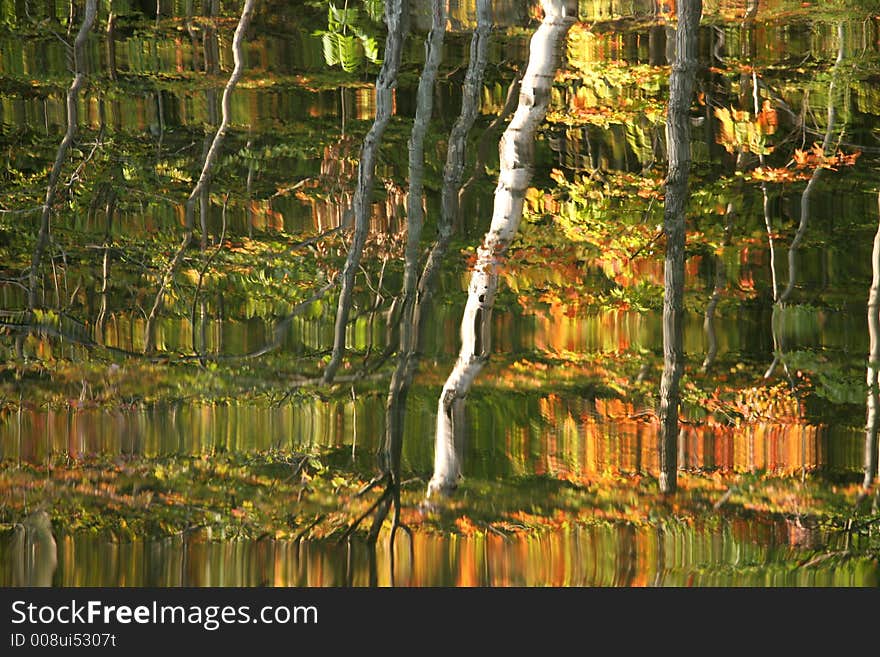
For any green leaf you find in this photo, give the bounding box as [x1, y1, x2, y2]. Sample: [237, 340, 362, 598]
[328, 3, 359, 31]
[360, 35, 380, 64]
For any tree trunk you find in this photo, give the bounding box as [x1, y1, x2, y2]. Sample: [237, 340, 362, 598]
[29, 0, 98, 310]
[324, 0, 408, 383]
[428, 0, 576, 498]
[144, 0, 255, 354]
[440, 0, 491, 234]
[11, 511, 57, 587]
[658, 0, 701, 495]
[765, 22, 843, 379]
[865, 195, 880, 489]
[383, 0, 447, 481]
[401, 0, 446, 311]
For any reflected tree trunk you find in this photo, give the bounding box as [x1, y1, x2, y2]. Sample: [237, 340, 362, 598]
[648, 24, 667, 67]
[658, 0, 701, 495]
[343, 0, 447, 550]
[864, 196, 880, 489]
[427, 0, 576, 498]
[765, 22, 844, 379]
[200, 0, 222, 250]
[705, 2, 763, 365]
[782, 28, 842, 305]
[186, 1, 201, 72]
[96, 185, 117, 341]
[11, 511, 57, 587]
[28, 0, 98, 310]
[144, 0, 255, 354]
[204, 0, 221, 76]
[106, 4, 117, 81]
[441, 0, 491, 234]
[701, 193, 732, 372]
[156, 89, 167, 170]
[401, 0, 446, 311]
[246, 134, 256, 238]
[386, 0, 446, 439]
[324, 0, 408, 384]
[740, 3, 778, 307]
[418, 0, 496, 307]
[459, 68, 524, 212]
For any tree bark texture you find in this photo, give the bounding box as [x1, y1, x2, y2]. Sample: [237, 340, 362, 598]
[384, 0, 447, 480]
[440, 0, 491, 234]
[659, 0, 701, 495]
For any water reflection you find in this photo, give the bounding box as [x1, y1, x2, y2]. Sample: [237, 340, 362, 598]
[2, 0, 880, 588]
[429, 0, 576, 497]
[3, 518, 874, 587]
[143, 0, 256, 354]
[658, 0, 701, 493]
[0, 393, 862, 478]
[865, 196, 880, 489]
[324, 0, 409, 383]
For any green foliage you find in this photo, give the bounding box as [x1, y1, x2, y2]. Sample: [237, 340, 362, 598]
[316, 2, 383, 73]
[363, 0, 384, 22]
[785, 349, 866, 406]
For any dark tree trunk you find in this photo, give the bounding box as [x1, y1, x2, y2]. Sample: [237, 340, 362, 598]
[658, 0, 701, 495]
[383, 0, 447, 484]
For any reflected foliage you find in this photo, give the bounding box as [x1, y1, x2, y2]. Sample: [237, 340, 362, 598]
[1, 0, 880, 586]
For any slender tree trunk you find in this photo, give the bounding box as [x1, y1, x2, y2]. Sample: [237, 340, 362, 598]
[382, 0, 447, 473]
[441, 0, 491, 234]
[144, 0, 255, 354]
[96, 184, 117, 341]
[864, 195, 880, 489]
[459, 69, 524, 208]
[401, 0, 446, 311]
[701, 190, 732, 372]
[780, 24, 842, 306]
[658, 0, 701, 495]
[324, 0, 409, 383]
[765, 22, 843, 379]
[428, 0, 576, 498]
[417, 0, 497, 311]
[106, 5, 117, 81]
[29, 0, 98, 310]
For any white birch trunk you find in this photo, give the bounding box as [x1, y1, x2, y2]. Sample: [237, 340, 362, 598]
[427, 0, 575, 498]
[12, 511, 57, 587]
[864, 195, 880, 488]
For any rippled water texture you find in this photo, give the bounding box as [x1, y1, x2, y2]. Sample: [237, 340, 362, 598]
[2, 0, 880, 586]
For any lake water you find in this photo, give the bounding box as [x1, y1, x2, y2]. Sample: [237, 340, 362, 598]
[1, 0, 879, 586]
